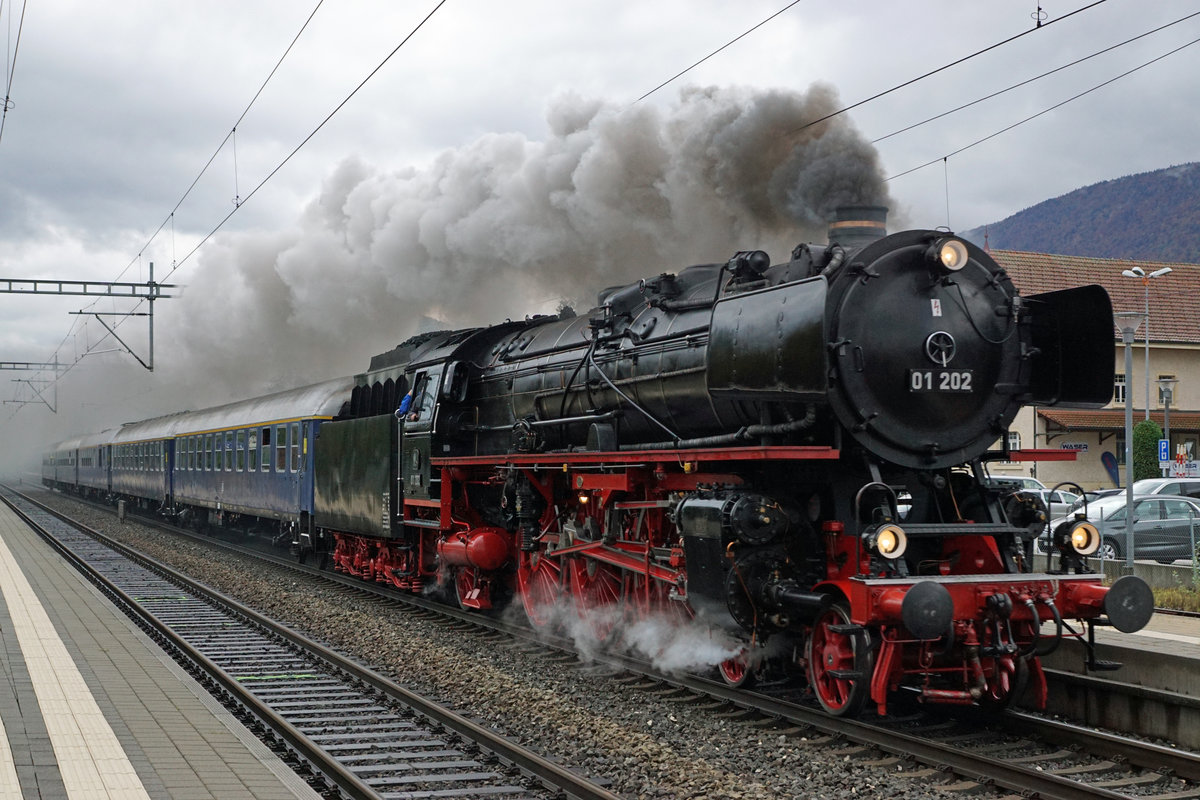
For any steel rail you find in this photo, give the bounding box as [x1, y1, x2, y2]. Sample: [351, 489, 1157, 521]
[5, 487, 622, 800]
[25, 485, 1200, 800]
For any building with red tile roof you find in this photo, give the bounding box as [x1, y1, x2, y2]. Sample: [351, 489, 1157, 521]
[985, 250, 1200, 488]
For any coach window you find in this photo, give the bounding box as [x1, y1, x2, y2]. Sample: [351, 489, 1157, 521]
[205, 434, 213, 471]
[216, 434, 224, 471]
[261, 427, 271, 471]
[290, 422, 300, 472]
[276, 425, 287, 471]
[225, 432, 234, 472]
[248, 430, 258, 471]
[237, 430, 246, 471]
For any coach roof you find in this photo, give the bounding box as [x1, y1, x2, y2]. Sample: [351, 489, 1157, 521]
[109, 376, 355, 443]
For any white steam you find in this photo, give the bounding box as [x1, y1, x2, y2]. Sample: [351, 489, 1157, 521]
[169, 83, 890, 395]
[522, 596, 746, 675]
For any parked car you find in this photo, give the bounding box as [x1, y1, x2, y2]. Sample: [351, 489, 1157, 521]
[1067, 488, 1124, 512]
[1016, 488, 1081, 520]
[983, 476, 1047, 492]
[1130, 478, 1200, 498]
[1044, 493, 1200, 563]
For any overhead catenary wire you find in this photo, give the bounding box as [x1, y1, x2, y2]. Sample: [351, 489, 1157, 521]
[105, 0, 327, 289]
[872, 10, 1200, 145]
[36, 0, 332, 391]
[4, 0, 326, 416]
[887, 32, 1200, 182]
[0, 0, 28, 147]
[634, 0, 805, 104]
[16, 0, 448, 416]
[784, 0, 1107, 138]
[157, 0, 447, 287]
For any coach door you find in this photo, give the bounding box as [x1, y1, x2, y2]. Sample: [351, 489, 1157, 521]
[400, 368, 441, 502]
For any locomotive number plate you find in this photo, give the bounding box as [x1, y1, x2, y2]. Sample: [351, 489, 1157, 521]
[908, 369, 973, 392]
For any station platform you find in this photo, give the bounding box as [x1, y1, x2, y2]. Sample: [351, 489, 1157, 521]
[0, 499, 322, 799]
[1043, 603, 1200, 696]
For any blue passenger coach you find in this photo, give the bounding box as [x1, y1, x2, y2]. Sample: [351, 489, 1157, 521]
[168, 377, 354, 535]
[42, 430, 115, 498]
[110, 418, 175, 510]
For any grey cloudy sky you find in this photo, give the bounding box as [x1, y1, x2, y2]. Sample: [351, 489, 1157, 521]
[1, 0, 1197, 467]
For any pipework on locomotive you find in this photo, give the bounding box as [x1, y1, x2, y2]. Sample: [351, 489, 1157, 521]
[43, 205, 1153, 717]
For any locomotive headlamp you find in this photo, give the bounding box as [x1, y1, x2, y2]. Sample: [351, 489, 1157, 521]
[928, 237, 968, 271]
[1054, 518, 1100, 556]
[867, 523, 908, 559]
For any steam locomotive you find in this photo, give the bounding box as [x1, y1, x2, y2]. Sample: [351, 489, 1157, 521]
[43, 206, 1153, 716]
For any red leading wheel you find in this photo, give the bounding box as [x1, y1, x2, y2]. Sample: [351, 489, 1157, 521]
[516, 550, 562, 630]
[454, 567, 485, 611]
[568, 557, 623, 642]
[718, 649, 755, 687]
[807, 601, 873, 716]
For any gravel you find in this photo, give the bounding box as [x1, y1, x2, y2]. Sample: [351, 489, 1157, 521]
[37, 491, 964, 800]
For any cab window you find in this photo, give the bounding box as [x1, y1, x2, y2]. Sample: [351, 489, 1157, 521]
[406, 370, 441, 427]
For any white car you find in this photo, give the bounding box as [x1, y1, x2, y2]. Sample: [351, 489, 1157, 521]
[1130, 478, 1200, 498]
[983, 476, 1047, 492]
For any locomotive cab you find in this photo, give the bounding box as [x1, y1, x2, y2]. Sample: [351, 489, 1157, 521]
[400, 366, 443, 501]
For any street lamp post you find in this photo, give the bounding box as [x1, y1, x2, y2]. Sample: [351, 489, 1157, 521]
[1122, 266, 1173, 419]
[1116, 311, 1144, 573]
[1159, 376, 1178, 475]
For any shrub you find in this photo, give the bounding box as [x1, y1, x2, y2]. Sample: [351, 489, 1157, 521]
[1132, 418, 1164, 482]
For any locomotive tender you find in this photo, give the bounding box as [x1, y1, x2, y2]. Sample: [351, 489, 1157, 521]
[44, 206, 1153, 716]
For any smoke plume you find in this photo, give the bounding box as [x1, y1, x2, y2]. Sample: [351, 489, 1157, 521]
[167, 83, 890, 395]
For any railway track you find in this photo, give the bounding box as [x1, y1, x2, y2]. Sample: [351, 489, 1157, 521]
[1, 486, 621, 800]
[20, 485, 1200, 800]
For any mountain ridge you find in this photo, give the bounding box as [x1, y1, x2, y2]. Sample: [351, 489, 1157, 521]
[961, 162, 1200, 263]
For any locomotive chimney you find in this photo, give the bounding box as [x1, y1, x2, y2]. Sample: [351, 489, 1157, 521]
[827, 205, 888, 249]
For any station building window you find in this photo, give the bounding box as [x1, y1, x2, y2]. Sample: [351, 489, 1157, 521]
[1114, 373, 1126, 405]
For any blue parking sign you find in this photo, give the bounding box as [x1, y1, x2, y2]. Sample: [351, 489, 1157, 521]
[1160, 438, 1170, 461]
